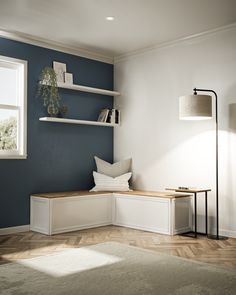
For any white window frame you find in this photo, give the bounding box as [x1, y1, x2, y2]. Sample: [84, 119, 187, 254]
[0, 55, 27, 159]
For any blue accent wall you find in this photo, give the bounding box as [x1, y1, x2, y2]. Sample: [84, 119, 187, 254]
[0, 37, 114, 228]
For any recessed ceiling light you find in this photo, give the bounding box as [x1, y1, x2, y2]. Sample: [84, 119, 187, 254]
[106, 16, 115, 21]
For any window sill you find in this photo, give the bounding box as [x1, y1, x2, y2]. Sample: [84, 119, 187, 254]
[0, 154, 27, 160]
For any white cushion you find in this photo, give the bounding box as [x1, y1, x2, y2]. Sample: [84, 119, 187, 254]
[95, 156, 132, 177]
[90, 171, 132, 192]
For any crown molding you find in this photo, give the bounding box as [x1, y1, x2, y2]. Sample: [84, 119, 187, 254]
[114, 22, 236, 64]
[1, 22, 236, 65]
[0, 28, 114, 64]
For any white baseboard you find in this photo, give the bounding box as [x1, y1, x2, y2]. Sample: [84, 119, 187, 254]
[0, 223, 235, 238]
[194, 225, 236, 238]
[219, 229, 236, 238]
[0, 224, 30, 235]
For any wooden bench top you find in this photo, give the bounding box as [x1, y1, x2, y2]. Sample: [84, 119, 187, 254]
[31, 190, 191, 199]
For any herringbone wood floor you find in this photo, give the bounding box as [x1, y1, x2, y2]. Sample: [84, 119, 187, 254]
[0, 225, 236, 269]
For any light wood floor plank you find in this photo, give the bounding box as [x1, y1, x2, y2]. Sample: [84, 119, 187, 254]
[0, 225, 236, 269]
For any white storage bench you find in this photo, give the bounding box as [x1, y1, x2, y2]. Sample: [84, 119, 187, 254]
[30, 190, 192, 236]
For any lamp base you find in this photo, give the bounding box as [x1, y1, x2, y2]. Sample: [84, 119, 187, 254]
[207, 234, 228, 240]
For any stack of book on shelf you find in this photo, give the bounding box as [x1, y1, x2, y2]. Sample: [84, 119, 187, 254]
[97, 108, 120, 124]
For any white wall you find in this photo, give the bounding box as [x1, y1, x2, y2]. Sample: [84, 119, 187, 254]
[114, 25, 236, 237]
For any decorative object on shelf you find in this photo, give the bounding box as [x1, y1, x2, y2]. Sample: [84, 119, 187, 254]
[58, 105, 68, 118]
[179, 87, 227, 240]
[109, 109, 116, 124]
[97, 108, 121, 124]
[64, 72, 73, 84]
[116, 109, 121, 124]
[37, 67, 60, 116]
[98, 109, 110, 122]
[109, 109, 120, 124]
[53, 61, 66, 82]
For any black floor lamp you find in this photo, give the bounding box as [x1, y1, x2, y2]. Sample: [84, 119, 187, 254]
[179, 88, 227, 240]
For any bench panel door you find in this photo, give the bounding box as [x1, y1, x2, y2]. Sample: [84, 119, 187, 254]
[113, 194, 170, 234]
[52, 194, 112, 234]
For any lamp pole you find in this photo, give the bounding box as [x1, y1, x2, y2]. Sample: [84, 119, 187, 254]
[193, 88, 226, 240]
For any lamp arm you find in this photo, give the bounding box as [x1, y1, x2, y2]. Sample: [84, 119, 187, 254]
[193, 87, 219, 239]
[193, 88, 218, 123]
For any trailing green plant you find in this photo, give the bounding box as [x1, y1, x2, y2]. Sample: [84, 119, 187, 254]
[37, 67, 60, 116]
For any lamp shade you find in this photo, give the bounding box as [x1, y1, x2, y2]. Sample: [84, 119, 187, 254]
[179, 95, 212, 120]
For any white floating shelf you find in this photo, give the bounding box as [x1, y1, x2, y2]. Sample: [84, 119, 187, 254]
[51, 82, 120, 96]
[39, 117, 119, 127]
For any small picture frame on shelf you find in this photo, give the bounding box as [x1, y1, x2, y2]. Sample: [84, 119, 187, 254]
[53, 61, 67, 83]
[64, 73, 73, 85]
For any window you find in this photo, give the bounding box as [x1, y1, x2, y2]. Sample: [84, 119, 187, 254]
[0, 55, 27, 159]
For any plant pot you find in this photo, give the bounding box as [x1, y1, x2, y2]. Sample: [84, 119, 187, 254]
[58, 105, 68, 118]
[47, 105, 59, 117]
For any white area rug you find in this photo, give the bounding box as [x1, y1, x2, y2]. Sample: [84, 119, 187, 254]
[0, 242, 236, 295]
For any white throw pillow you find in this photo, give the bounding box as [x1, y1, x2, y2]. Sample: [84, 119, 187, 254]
[90, 171, 132, 192]
[95, 156, 132, 177]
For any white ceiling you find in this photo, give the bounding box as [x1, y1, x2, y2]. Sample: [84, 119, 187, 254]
[0, 0, 236, 59]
